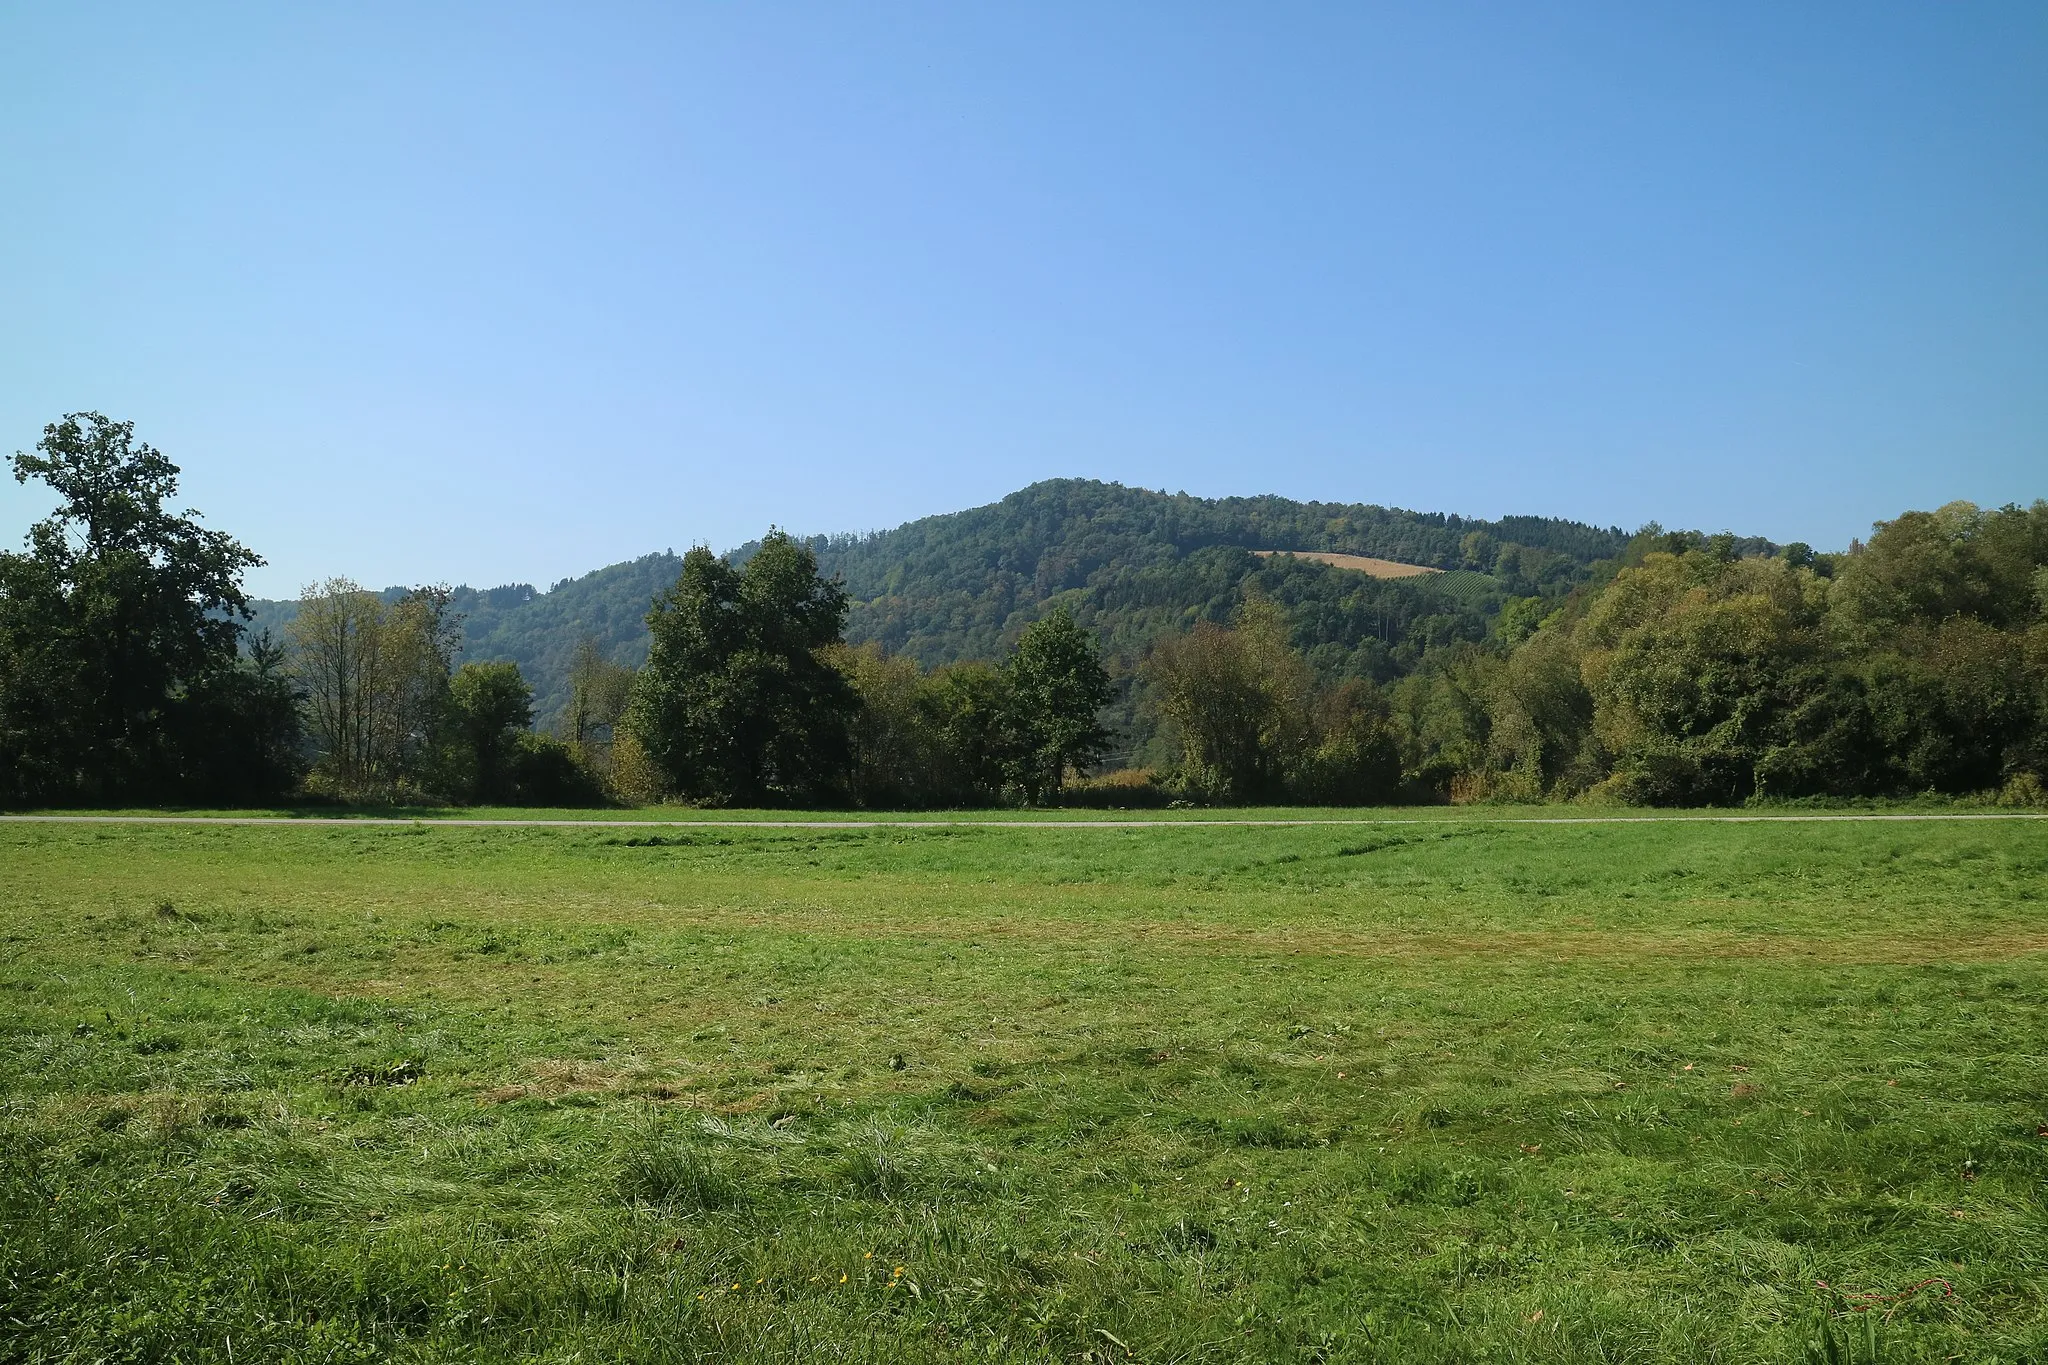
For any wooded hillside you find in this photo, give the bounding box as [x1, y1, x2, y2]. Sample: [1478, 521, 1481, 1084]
[249, 479, 1638, 739]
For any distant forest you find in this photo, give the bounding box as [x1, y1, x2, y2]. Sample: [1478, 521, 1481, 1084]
[7, 415, 2045, 810]
[246, 478, 1651, 765]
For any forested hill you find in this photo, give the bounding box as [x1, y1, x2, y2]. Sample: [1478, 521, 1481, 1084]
[798, 479, 1632, 667]
[249, 480, 1643, 727]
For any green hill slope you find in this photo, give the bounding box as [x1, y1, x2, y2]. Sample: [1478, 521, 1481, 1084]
[804, 480, 1626, 665]
[245, 553, 684, 726]
[249, 480, 1635, 738]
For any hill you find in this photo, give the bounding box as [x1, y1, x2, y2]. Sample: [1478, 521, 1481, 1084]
[248, 480, 1640, 739]
[246, 553, 685, 726]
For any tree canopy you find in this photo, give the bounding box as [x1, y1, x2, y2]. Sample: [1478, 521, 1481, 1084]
[624, 533, 855, 806]
[0, 414, 292, 804]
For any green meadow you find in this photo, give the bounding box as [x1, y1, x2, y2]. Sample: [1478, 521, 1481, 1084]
[2, 815, 2045, 1363]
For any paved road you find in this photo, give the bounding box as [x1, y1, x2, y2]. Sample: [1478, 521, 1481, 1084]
[2, 813, 2042, 830]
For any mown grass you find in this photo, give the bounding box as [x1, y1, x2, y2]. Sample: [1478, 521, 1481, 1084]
[1, 817, 2044, 1362]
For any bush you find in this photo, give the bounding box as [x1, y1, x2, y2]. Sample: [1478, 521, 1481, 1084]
[505, 734, 608, 807]
[1291, 718, 1402, 806]
[1059, 768, 1171, 808]
[1997, 771, 2047, 808]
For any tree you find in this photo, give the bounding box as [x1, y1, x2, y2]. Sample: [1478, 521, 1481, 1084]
[1146, 597, 1311, 802]
[1862, 616, 2036, 794]
[826, 644, 965, 808]
[451, 661, 534, 802]
[565, 638, 635, 751]
[1388, 644, 1500, 799]
[287, 580, 461, 798]
[1577, 550, 1827, 804]
[924, 661, 1025, 803]
[623, 533, 854, 805]
[561, 637, 637, 793]
[1477, 626, 1595, 799]
[380, 587, 461, 786]
[177, 629, 306, 802]
[287, 579, 385, 790]
[0, 414, 268, 804]
[1002, 606, 1112, 802]
[1293, 679, 1403, 805]
[1830, 501, 2048, 645]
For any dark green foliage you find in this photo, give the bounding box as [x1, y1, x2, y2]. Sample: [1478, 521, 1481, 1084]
[625, 534, 855, 805]
[803, 479, 1628, 667]
[174, 629, 308, 802]
[1396, 500, 2048, 806]
[446, 660, 604, 806]
[246, 482, 1628, 735]
[1292, 683, 1404, 805]
[1001, 606, 1113, 801]
[450, 661, 534, 802]
[922, 662, 1025, 797]
[506, 731, 610, 807]
[0, 414, 290, 805]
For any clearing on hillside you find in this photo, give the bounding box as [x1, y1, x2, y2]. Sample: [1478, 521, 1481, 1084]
[1252, 548, 1442, 578]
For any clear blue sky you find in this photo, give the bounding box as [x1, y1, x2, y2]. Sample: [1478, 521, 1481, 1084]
[3, 3, 2043, 597]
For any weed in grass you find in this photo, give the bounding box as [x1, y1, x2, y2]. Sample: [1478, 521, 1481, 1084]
[327, 1058, 425, 1087]
[618, 1133, 750, 1212]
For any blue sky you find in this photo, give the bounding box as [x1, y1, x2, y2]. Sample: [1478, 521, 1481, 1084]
[2, 3, 2043, 597]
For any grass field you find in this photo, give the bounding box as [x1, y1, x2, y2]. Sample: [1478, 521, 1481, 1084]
[2, 815, 2045, 1362]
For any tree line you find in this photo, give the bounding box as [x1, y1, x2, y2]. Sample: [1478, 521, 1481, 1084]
[3, 415, 2044, 809]
[1387, 513, 2048, 806]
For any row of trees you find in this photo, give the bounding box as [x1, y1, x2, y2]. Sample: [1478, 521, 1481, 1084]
[275, 535, 1119, 809]
[4, 414, 2044, 809]
[387, 502, 2048, 810]
[1387, 507, 2048, 805]
[622, 536, 1113, 807]
[284, 580, 599, 804]
[0, 416, 1123, 808]
[0, 416, 597, 807]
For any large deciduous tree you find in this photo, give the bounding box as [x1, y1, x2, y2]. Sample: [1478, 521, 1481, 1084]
[624, 533, 854, 805]
[0, 413, 292, 804]
[1002, 605, 1111, 803]
[451, 661, 534, 802]
[287, 579, 460, 797]
[1147, 597, 1311, 802]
